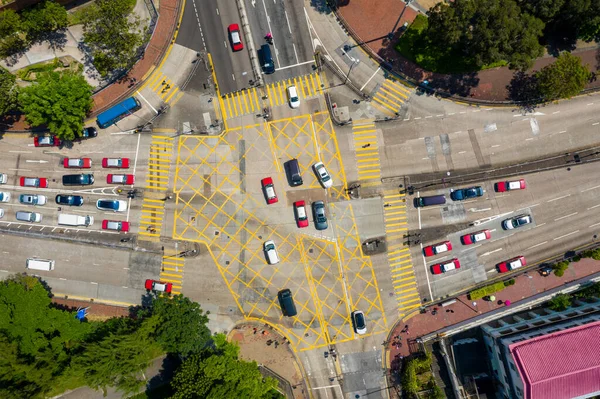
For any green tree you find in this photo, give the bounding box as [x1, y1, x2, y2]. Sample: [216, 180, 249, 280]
[424, 377, 445, 399]
[536, 52, 591, 100]
[519, 0, 566, 21]
[426, 0, 545, 70]
[548, 293, 572, 311]
[0, 9, 27, 58]
[73, 319, 161, 395]
[19, 71, 93, 141]
[149, 294, 211, 356]
[170, 335, 280, 399]
[22, 0, 68, 42]
[0, 66, 18, 116]
[81, 0, 145, 77]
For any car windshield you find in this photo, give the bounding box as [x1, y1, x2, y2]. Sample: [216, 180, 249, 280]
[265, 243, 274, 251]
[355, 313, 365, 328]
[98, 201, 114, 208]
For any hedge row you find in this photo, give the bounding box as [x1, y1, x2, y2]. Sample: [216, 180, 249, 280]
[469, 279, 515, 300]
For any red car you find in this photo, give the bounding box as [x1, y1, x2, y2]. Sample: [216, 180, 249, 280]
[461, 229, 491, 245]
[102, 220, 130, 232]
[431, 258, 461, 275]
[107, 174, 135, 184]
[145, 279, 173, 293]
[423, 241, 452, 257]
[261, 177, 278, 204]
[495, 179, 526, 192]
[497, 256, 526, 273]
[34, 136, 60, 147]
[63, 158, 92, 168]
[293, 200, 309, 228]
[228, 23, 244, 51]
[20, 176, 48, 188]
[102, 158, 130, 168]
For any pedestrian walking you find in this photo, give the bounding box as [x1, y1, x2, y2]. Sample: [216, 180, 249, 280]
[253, 327, 257, 334]
[361, 143, 371, 148]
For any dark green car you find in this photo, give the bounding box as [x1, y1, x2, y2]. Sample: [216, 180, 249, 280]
[312, 201, 328, 231]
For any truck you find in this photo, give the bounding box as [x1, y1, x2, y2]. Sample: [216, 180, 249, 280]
[58, 214, 94, 227]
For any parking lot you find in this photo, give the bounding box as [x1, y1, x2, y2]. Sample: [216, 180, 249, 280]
[172, 112, 387, 350]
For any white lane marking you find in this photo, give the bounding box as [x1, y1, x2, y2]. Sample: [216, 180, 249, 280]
[582, 185, 600, 193]
[425, 116, 433, 119]
[216, 7, 219, 15]
[535, 223, 546, 228]
[593, 122, 600, 126]
[273, 59, 315, 71]
[552, 111, 560, 114]
[135, 91, 158, 114]
[587, 204, 600, 210]
[555, 212, 578, 221]
[587, 103, 594, 106]
[547, 194, 570, 202]
[491, 145, 500, 148]
[9, 168, 31, 171]
[553, 230, 579, 240]
[530, 203, 540, 208]
[414, 117, 421, 120]
[458, 151, 466, 154]
[558, 130, 567, 134]
[360, 67, 381, 91]
[530, 241, 548, 249]
[9, 151, 32, 153]
[525, 138, 535, 141]
[589, 221, 600, 228]
[223, 41, 227, 49]
[459, 111, 466, 114]
[448, 113, 455, 115]
[436, 114, 444, 117]
[461, 244, 482, 252]
[482, 248, 502, 256]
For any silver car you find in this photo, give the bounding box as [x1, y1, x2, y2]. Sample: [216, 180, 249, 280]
[19, 194, 47, 206]
[502, 214, 532, 230]
[16, 211, 42, 223]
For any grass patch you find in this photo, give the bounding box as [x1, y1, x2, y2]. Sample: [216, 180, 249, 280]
[395, 14, 508, 74]
[16, 57, 83, 81]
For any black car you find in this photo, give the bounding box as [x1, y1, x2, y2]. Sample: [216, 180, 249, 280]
[62, 174, 94, 186]
[81, 127, 98, 139]
[312, 201, 328, 231]
[55, 194, 84, 206]
[450, 186, 484, 201]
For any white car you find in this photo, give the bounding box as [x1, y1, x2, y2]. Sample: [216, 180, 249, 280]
[312, 162, 332, 188]
[263, 240, 280, 264]
[0, 173, 7, 184]
[287, 86, 300, 109]
[0, 192, 10, 202]
[351, 310, 367, 335]
[19, 194, 46, 205]
[96, 199, 128, 212]
[0, 209, 4, 218]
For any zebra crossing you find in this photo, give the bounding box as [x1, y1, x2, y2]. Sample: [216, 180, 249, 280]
[220, 72, 325, 120]
[159, 248, 184, 295]
[371, 79, 411, 116]
[138, 136, 173, 241]
[383, 190, 420, 318]
[352, 120, 381, 184]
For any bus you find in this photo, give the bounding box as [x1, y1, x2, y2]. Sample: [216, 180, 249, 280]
[96, 97, 142, 129]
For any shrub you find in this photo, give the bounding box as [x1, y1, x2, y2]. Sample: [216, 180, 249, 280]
[553, 261, 569, 277]
[548, 293, 571, 311]
[470, 281, 507, 300]
[572, 255, 582, 262]
[506, 279, 516, 286]
[592, 249, 600, 260]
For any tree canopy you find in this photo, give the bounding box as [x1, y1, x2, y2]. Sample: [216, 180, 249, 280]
[0, 9, 27, 58]
[21, 0, 68, 42]
[0, 66, 18, 116]
[19, 70, 93, 141]
[536, 52, 591, 100]
[170, 334, 281, 399]
[425, 0, 545, 70]
[81, 0, 145, 77]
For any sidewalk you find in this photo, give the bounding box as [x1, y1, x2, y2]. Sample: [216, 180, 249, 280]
[335, 0, 600, 102]
[385, 257, 600, 379]
[229, 323, 308, 399]
[2, 0, 181, 132]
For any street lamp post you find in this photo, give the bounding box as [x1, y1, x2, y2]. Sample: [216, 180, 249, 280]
[344, 57, 359, 85]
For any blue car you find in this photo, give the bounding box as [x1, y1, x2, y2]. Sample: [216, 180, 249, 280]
[451, 186, 484, 201]
[55, 195, 84, 206]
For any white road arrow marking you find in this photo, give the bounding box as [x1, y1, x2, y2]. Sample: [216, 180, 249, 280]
[25, 160, 48, 163]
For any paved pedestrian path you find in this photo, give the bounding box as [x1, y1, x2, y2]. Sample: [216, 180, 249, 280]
[334, 0, 600, 102]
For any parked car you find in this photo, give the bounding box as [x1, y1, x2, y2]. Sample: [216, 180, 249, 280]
[228, 23, 244, 51]
[502, 214, 532, 230]
[312, 201, 328, 230]
[293, 201, 309, 228]
[145, 279, 172, 293]
[96, 199, 127, 212]
[0, 173, 7, 184]
[20, 177, 48, 188]
[19, 194, 46, 205]
[263, 240, 280, 264]
[287, 85, 300, 108]
[102, 220, 130, 232]
[431, 258, 461, 275]
[0, 209, 4, 218]
[34, 135, 60, 147]
[261, 177, 278, 204]
[102, 158, 130, 168]
[497, 256, 526, 273]
[107, 174, 135, 185]
[423, 241, 452, 257]
[0, 192, 10, 202]
[63, 158, 92, 168]
[15, 211, 42, 223]
[313, 162, 332, 188]
[55, 194, 84, 206]
[495, 179, 526, 192]
[351, 310, 367, 335]
[461, 230, 491, 245]
[81, 127, 98, 139]
[62, 174, 94, 186]
[450, 186, 484, 201]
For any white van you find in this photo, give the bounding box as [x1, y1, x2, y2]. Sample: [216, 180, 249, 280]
[58, 214, 94, 227]
[26, 258, 55, 271]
